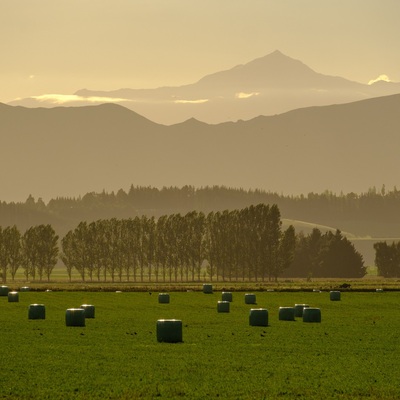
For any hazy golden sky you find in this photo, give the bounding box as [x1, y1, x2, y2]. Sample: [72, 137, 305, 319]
[1, 0, 399, 103]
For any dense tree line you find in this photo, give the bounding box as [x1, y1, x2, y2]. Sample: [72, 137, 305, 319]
[0, 225, 58, 283]
[373, 241, 400, 277]
[0, 203, 368, 282]
[282, 228, 366, 279]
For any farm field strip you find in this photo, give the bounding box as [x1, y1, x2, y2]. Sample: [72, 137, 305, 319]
[1, 290, 399, 399]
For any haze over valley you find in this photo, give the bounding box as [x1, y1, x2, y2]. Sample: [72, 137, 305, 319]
[9, 51, 400, 125]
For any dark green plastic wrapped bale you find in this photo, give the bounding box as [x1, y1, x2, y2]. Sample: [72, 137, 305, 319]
[217, 301, 230, 313]
[203, 284, 213, 294]
[20, 286, 30, 292]
[157, 319, 182, 343]
[294, 304, 309, 318]
[29, 304, 45, 319]
[330, 291, 341, 301]
[0, 286, 9, 296]
[221, 292, 233, 302]
[249, 308, 269, 326]
[244, 293, 256, 304]
[65, 308, 85, 327]
[80, 304, 95, 318]
[279, 307, 295, 321]
[8, 291, 19, 303]
[158, 293, 170, 304]
[303, 307, 321, 323]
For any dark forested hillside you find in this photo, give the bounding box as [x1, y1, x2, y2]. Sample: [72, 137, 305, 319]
[1, 185, 400, 245]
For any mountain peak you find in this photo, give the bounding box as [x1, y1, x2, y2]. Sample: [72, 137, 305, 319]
[270, 49, 286, 57]
[247, 50, 311, 70]
[196, 49, 318, 90]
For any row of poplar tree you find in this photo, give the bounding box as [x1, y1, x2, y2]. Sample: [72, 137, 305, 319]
[0, 225, 58, 283]
[0, 204, 297, 283]
[61, 204, 296, 283]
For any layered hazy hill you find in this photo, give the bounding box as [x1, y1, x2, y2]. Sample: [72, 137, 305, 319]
[9, 51, 400, 124]
[1, 93, 400, 204]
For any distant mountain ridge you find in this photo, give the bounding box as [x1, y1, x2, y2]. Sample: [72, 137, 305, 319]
[194, 50, 360, 90]
[8, 51, 400, 124]
[1, 93, 400, 204]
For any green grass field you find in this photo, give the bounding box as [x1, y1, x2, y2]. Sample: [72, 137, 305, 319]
[1, 290, 399, 399]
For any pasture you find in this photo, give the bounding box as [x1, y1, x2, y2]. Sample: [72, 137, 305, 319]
[1, 289, 399, 399]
